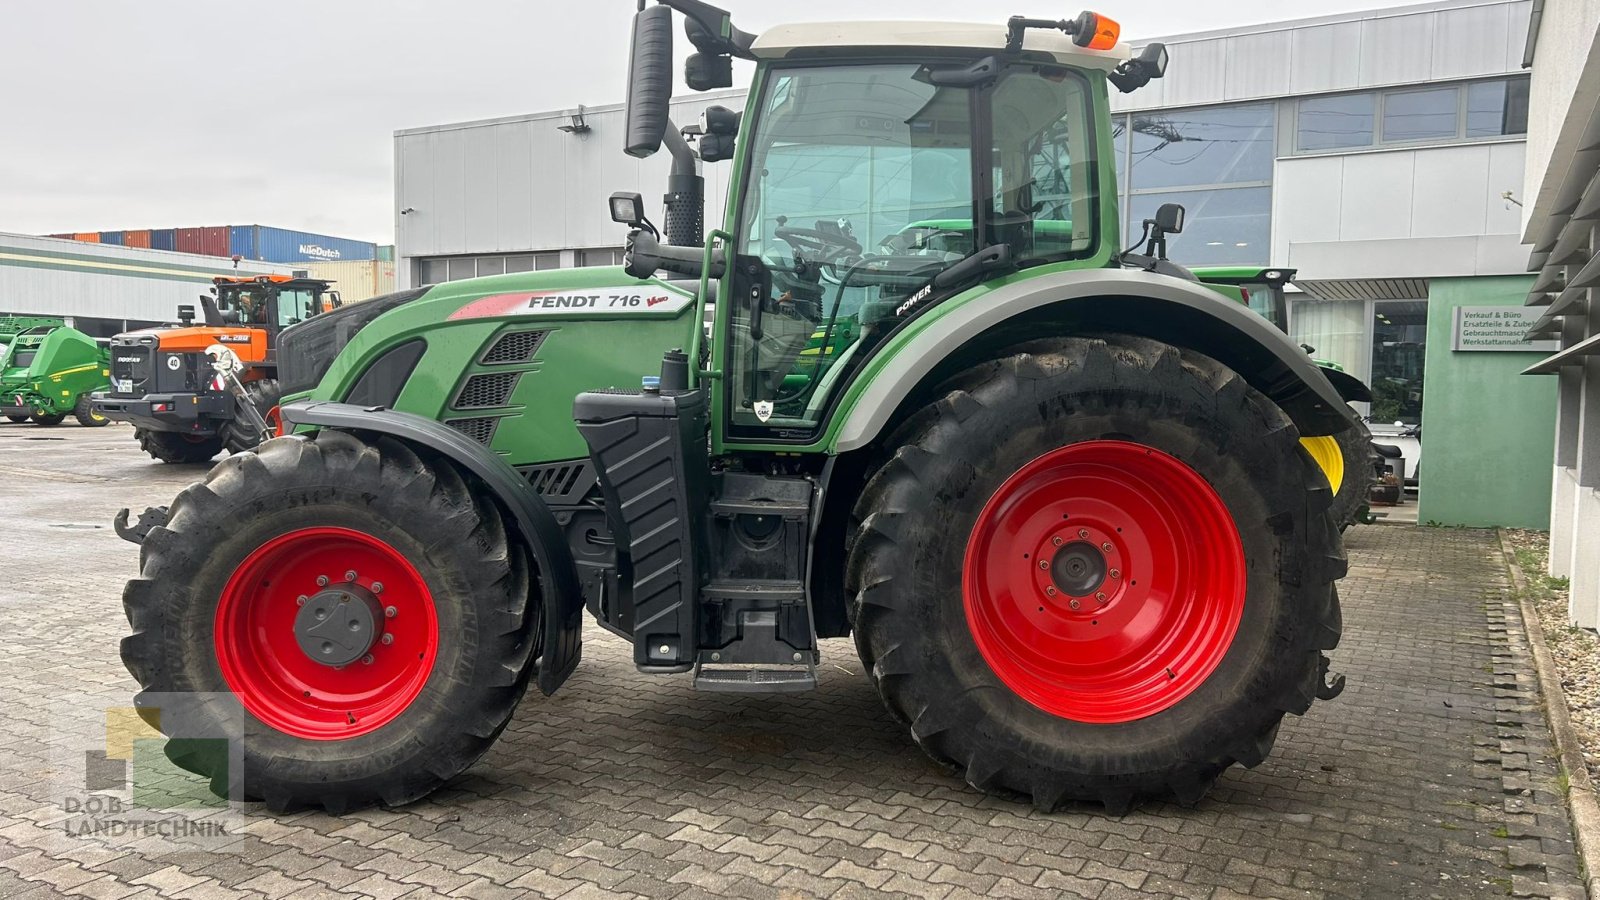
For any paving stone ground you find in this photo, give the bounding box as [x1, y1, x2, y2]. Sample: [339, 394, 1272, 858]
[0, 424, 1587, 899]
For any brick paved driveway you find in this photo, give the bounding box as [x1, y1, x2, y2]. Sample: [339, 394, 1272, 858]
[0, 425, 1586, 899]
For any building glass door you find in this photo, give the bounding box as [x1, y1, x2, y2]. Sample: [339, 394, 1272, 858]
[1369, 300, 1427, 425]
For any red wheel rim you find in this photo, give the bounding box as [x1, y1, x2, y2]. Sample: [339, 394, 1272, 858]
[963, 441, 1245, 723]
[214, 527, 439, 739]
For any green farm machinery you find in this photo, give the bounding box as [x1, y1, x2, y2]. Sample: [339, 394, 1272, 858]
[120, 3, 1355, 813]
[0, 317, 111, 426]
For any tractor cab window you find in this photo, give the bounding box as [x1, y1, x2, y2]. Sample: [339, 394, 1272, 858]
[225, 289, 273, 326]
[273, 289, 318, 327]
[726, 61, 1096, 438]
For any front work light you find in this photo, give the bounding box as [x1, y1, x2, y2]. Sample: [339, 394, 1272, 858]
[609, 192, 647, 228]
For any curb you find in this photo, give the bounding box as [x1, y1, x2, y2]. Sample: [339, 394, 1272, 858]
[1498, 528, 1600, 897]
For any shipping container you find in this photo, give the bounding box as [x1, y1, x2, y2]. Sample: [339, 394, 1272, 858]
[244, 226, 377, 263]
[176, 226, 228, 257]
[376, 244, 395, 262]
[295, 259, 396, 304]
[150, 229, 176, 251]
[45, 233, 72, 240]
[71, 232, 100, 243]
[229, 225, 255, 260]
[98, 231, 124, 245]
[124, 230, 152, 249]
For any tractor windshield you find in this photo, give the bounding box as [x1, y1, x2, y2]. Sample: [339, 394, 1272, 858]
[727, 60, 1099, 437]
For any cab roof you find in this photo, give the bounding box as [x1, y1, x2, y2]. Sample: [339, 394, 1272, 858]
[749, 21, 1129, 69]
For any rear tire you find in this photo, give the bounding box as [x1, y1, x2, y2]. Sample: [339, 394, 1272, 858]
[137, 429, 224, 464]
[846, 335, 1345, 812]
[30, 412, 65, 426]
[120, 431, 538, 812]
[1330, 419, 1376, 530]
[4, 415, 26, 423]
[220, 378, 280, 454]
[74, 395, 109, 427]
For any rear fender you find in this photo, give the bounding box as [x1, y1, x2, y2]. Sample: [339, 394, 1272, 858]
[1319, 366, 1373, 404]
[833, 269, 1358, 451]
[279, 400, 583, 695]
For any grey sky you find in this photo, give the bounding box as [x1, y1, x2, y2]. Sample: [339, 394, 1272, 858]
[1, 0, 1404, 243]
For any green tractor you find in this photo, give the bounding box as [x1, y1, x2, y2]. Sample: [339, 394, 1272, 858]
[0, 318, 112, 427]
[119, 3, 1354, 814]
[1193, 266, 1378, 530]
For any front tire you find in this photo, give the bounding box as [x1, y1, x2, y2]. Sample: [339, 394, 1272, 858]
[137, 429, 224, 464]
[121, 431, 537, 811]
[846, 336, 1345, 812]
[5, 415, 27, 423]
[74, 395, 109, 427]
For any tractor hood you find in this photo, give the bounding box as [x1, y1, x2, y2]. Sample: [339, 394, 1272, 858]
[285, 266, 702, 464]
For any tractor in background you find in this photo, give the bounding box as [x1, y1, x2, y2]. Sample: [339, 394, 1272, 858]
[0, 319, 111, 427]
[119, 3, 1354, 814]
[92, 275, 337, 462]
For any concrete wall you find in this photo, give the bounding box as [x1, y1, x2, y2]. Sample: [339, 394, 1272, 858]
[1521, 0, 1600, 235]
[1415, 275, 1557, 527]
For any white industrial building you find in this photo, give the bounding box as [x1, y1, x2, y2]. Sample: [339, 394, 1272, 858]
[393, 0, 1556, 529]
[0, 233, 298, 337]
[1520, 0, 1600, 626]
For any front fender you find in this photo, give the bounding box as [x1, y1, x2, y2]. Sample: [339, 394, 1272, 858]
[832, 268, 1358, 451]
[279, 400, 583, 695]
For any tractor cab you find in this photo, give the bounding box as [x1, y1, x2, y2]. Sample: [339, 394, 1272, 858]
[207, 275, 339, 338]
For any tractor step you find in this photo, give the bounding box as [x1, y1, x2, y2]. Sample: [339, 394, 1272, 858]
[693, 663, 817, 692]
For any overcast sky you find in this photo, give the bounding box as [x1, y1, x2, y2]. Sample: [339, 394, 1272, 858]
[0, 0, 1403, 243]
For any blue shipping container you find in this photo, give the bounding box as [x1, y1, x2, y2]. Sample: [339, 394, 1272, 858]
[98, 231, 124, 245]
[251, 226, 376, 263]
[229, 225, 255, 260]
[150, 229, 177, 251]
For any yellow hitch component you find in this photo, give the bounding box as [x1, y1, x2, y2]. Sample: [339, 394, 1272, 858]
[1300, 435, 1345, 495]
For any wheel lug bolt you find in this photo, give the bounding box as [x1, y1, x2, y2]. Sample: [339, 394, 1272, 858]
[1101, 542, 1113, 553]
[1096, 592, 1108, 604]
[1038, 560, 1048, 570]
[381, 634, 394, 645]
[316, 575, 329, 587]
[1109, 569, 1120, 579]
[361, 654, 374, 665]
[1078, 529, 1090, 539]
[344, 570, 357, 582]
[1045, 586, 1057, 597]
[296, 595, 308, 606]
[384, 606, 397, 618]
[1069, 599, 1081, 610]
[371, 582, 383, 594]
[1051, 536, 1063, 547]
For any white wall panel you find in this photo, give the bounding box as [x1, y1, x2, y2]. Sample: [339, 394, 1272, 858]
[1359, 11, 1436, 87]
[1411, 145, 1492, 236]
[1289, 22, 1364, 95]
[1486, 141, 1529, 234]
[1159, 38, 1227, 109]
[1432, 2, 1516, 80]
[1339, 152, 1416, 240]
[1224, 30, 1292, 101]
[1272, 155, 1346, 261]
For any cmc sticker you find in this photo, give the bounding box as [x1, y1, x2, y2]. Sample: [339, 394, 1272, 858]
[448, 287, 693, 321]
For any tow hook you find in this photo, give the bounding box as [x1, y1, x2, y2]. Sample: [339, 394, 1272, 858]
[114, 506, 169, 545]
[1316, 653, 1346, 700]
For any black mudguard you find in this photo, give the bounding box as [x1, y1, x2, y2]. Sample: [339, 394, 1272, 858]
[1319, 366, 1373, 404]
[279, 400, 584, 695]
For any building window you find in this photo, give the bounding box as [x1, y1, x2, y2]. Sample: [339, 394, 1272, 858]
[417, 252, 562, 285]
[1297, 94, 1376, 152]
[1370, 300, 1427, 425]
[1122, 102, 1273, 265]
[1295, 76, 1530, 154]
[1289, 298, 1370, 388]
[1382, 87, 1459, 143]
[577, 247, 626, 267]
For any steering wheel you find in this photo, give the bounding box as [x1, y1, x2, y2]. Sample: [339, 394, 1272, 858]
[774, 226, 862, 262]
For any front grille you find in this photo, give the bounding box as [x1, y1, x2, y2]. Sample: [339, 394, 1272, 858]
[445, 417, 499, 446]
[110, 346, 152, 395]
[482, 330, 547, 365]
[520, 460, 598, 504]
[453, 372, 519, 409]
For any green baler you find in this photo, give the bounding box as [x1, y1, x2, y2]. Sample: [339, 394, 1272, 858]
[0, 323, 112, 426]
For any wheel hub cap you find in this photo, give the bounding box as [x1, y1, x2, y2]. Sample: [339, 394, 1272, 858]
[963, 440, 1246, 724]
[293, 583, 383, 667]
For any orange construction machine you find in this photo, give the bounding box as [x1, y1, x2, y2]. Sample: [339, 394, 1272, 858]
[93, 275, 338, 463]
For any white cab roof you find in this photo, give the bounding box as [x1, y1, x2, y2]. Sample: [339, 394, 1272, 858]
[749, 21, 1130, 69]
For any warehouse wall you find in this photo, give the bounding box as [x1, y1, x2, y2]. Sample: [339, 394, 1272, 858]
[0, 233, 297, 326]
[1415, 275, 1556, 527]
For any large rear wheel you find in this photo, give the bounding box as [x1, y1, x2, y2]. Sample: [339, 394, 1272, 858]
[847, 336, 1345, 811]
[121, 430, 538, 811]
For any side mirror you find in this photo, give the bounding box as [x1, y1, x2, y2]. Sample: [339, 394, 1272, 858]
[1152, 202, 1185, 235]
[177, 304, 195, 326]
[623, 5, 675, 159]
[685, 52, 732, 91]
